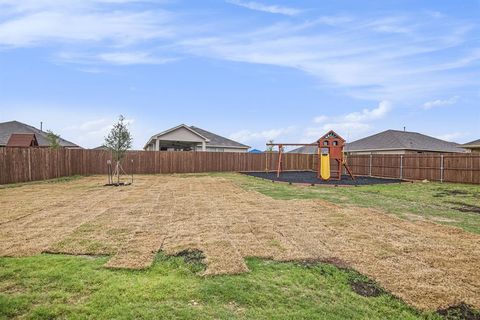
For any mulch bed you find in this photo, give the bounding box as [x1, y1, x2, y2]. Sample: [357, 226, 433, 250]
[349, 278, 385, 297]
[242, 171, 401, 186]
[437, 303, 480, 320]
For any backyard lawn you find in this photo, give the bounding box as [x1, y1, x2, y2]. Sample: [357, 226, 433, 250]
[0, 174, 479, 319]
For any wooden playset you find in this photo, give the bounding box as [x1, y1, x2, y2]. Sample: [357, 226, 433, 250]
[265, 130, 355, 181]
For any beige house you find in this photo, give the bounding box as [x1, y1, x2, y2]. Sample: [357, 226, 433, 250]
[462, 139, 480, 153]
[144, 124, 249, 152]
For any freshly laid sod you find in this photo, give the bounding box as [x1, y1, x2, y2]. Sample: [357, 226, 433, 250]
[0, 253, 438, 320]
[1, 174, 479, 318]
[221, 173, 480, 234]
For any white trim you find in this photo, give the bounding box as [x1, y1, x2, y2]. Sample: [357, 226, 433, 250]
[144, 124, 210, 150]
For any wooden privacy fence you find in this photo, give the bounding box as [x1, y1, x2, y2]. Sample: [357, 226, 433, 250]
[345, 154, 480, 184]
[0, 148, 313, 185]
[0, 148, 479, 185]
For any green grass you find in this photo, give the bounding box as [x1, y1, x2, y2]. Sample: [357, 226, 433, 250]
[0, 175, 83, 190]
[215, 173, 480, 234]
[0, 254, 439, 320]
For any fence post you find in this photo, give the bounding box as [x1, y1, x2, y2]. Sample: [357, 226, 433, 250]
[27, 148, 32, 181]
[440, 154, 444, 183]
[400, 155, 403, 180]
[369, 154, 372, 177]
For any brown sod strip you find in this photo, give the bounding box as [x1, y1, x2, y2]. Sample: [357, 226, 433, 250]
[0, 175, 479, 311]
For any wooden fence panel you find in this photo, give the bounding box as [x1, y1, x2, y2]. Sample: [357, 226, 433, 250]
[1, 148, 479, 185]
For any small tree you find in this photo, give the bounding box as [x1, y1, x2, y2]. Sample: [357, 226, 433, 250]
[104, 115, 133, 183]
[266, 139, 274, 152]
[46, 130, 61, 149]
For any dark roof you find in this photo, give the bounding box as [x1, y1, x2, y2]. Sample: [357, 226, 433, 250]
[189, 126, 249, 149]
[345, 130, 465, 153]
[289, 145, 317, 154]
[462, 139, 480, 148]
[289, 130, 466, 154]
[0, 121, 80, 148]
[249, 149, 263, 153]
[6, 133, 39, 147]
[92, 145, 108, 150]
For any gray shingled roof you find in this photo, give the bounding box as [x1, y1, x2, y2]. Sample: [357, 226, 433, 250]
[289, 130, 466, 154]
[346, 130, 465, 153]
[0, 121, 80, 148]
[289, 145, 317, 154]
[463, 139, 480, 147]
[190, 126, 250, 149]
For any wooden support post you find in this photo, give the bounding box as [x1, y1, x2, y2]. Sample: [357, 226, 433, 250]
[265, 151, 268, 172]
[317, 145, 321, 179]
[27, 148, 32, 181]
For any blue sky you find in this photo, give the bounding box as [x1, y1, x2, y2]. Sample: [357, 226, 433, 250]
[0, 0, 479, 150]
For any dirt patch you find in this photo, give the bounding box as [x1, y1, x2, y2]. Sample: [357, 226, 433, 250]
[434, 189, 480, 198]
[296, 257, 350, 270]
[175, 249, 206, 265]
[449, 202, 480, 214]
[1, 175, 479, 311]
[435, 190, 470, 197]
[350, 278, 385, 297]
[437, 303, 480, 320]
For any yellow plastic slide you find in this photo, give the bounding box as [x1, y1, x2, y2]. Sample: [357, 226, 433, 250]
[320, 153, 331, 180]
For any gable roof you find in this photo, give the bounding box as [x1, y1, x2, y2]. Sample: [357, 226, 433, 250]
[7, 133, 39, 147]
[289, 145, 317, 154]
[345, 130, 465, 153]
[145, 124, 249, 149]
[189, 126, 249, 148]
[317, 130, 345, 142]
[462, 139, 480, 148]
[289, 130, 467, 154]
[0, 121, 80, 148]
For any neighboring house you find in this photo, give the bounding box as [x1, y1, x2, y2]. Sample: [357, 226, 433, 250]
[249, 149, 263, 154]
[144, 124, 250, 152]
[290, 130, 466, 155]
[0, 120, 81, 148]
[462, 139, 480, 153]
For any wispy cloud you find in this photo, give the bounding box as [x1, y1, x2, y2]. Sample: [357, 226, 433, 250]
[226, 0, 301, 16]
[63, 116, 135, 148]
[0, 0, 174, 65]
[179, 13, 479, 102]
[229, 127, 295, 144]
[434, 131, 466, 142]
[422, 96, 459, 109]
[306, 101, 392, 140]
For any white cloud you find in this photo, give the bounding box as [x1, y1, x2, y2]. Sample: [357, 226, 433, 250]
[313, 115, 328, 124]
[435, 132, 465, 142]
[63, 117, 135, 148]
[97, 52, 177, 65]
[306, 101, 392, 140]
[179, 14, 480, 101]
[229, 127, 295, 143]
[226, 0, 301, 16]
[422, 96, 459, 109]
[0, 10, 172, 48]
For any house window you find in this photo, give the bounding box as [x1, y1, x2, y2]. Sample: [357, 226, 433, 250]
[323, 141, 329, 146]
[333, 141, 338, 146]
